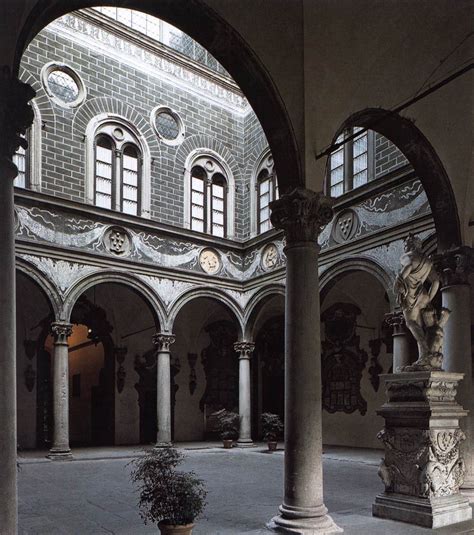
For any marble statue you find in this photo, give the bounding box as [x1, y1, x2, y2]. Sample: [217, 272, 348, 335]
[393, 234, 450, 370]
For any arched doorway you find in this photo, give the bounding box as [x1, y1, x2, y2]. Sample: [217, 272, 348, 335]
[171, 295, 243, 441]
[320, 269, 392, 449]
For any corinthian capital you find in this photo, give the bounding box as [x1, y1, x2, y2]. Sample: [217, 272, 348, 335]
[270, 188, 334, 245]
[234, 341, 255, 359]
[152, 333, 176, 352]
[433, 246, 473, 287]
[51, 321, 73, 344]
[0, 68, 36, 161]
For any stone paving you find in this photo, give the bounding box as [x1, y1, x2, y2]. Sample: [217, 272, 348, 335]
[17, 445, 474, 535]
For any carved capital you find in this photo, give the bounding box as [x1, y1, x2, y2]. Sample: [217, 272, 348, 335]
[0, 68, 36, 163]
[51, 321, 73, 344]
[433, 246, 473, 287]
[385, 311, 406, 336]
[233, 341, 255, 359]
[152, 333, 176, 352]
[270, 188, 334, 245]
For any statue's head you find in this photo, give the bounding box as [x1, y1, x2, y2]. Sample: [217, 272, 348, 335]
[403, 233, 422, 253]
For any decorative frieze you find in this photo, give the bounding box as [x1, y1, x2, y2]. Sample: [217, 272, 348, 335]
[152, 333, 176, 352]
[433, 246, 473, 288]
[270, 188, 334, 245]
[0, 70, 36, 161]
[233, 341, 255, 359]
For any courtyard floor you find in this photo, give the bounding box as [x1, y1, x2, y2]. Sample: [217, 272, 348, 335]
[18, 444, 474, 535]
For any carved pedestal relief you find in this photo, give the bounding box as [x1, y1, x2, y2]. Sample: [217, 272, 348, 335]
[373, 372, 472, 528]
[321, 303, 368, 415]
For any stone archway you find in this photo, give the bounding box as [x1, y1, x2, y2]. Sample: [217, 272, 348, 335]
[330, 108, 460, 251]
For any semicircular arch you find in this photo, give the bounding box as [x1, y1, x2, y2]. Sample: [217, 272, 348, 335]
[167, 287, 244, 337]
[62, 270, 167, 329]
[320, 257, 396, 310]
[243, 283, 285, 339]
[329, 108, 460, 251]
[16, 256, 62, 319]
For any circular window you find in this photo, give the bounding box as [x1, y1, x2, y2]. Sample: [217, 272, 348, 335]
[41, 62, 86, 108]
[150, 106, 185, 146]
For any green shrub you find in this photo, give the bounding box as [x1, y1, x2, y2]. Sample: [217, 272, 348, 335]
[129, 448, 207, 527]
[261, 412, 284, 441]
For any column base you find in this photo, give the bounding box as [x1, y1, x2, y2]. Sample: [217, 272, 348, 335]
[236, 439, 254, 448]
[47, 448, 73, 461]
[154, 441, 172, 449]
[373, 492, 472, 529]
[267, 504, 343, 534]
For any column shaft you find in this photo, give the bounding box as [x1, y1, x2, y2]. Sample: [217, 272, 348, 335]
[268, 188, 342, 533]
[49, 322, 73, 459]
[442, 283, 474, 493]
[234, 341, 254, 447]
[153, 333, 175, 447]
[0, 160, 18, 532]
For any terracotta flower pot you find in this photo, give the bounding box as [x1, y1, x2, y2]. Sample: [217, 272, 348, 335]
[222, 439, 233, 449]
[159, 522, 194, 535]
[267, 441, 278, 452]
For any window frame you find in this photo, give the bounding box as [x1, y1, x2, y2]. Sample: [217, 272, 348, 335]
[120, 142, 142, 216]
[252, 149, 278, 236]
[327, 128, 375, 198]
[85, 114, 151, 218]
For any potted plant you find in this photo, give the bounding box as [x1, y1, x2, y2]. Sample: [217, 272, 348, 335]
[215, 409, 239, 448]
[261, 412, 284, 452]
[129, 447, 207, 535]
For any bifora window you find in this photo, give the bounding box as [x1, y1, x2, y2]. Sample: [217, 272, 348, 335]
[190, 157, 227, 238]
[328, 127, 374, 197]
[94, 124, 141, 215]
[257, 153, 278, 234]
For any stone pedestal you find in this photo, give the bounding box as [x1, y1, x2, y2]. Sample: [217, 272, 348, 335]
[152, 333, 175, 447]
[372, 371, 472, 528]
[234, 341, 255, 447]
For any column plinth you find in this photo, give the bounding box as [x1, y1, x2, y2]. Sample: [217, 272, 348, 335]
[234, 341, 255, 447]
[47, 321, 73, 461]
[0, 72, 36, 533]
[152, 333, 175, 447]
[434, 247, 474, 500]
[267, 188, 342, 534]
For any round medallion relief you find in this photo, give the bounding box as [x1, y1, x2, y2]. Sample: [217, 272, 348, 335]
[199, 248, 221, 275]
[261, 243, 279, 270]
[103, 226, 132, 256]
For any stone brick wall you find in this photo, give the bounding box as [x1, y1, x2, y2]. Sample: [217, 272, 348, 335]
[375, 132, 409, 177]
[20, 19, 250, 238]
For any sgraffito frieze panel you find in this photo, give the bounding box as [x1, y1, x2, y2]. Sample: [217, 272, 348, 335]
[20, 254, 98, 297]
[321, 178, 431, 249]
[15, 203, 285, 282]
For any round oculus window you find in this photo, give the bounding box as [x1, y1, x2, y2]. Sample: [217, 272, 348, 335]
[41, 63, 86, 108]
[150, 106, 185, 146]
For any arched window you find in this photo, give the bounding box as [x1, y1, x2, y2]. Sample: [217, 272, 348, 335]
[256, 152, 278, 234]
[93, 124, 142, 216]
[328, 127, 374, 197]
[13, 133, 29, 188]
[189, 156, 228, 237]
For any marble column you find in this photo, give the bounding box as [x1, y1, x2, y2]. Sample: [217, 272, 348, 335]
[268, 188, 342, 534]
[385, 311, 410, 372]
[48, 321, 73, 460]
[0, 72, 35, 533]
[234, 341, 255, 447]
[435, 247, 474, 499]
[152, 333, 176, 447]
